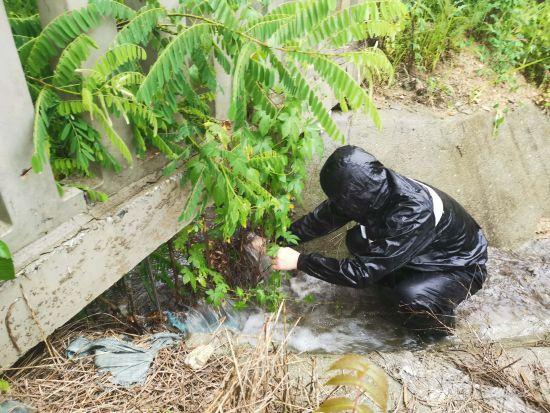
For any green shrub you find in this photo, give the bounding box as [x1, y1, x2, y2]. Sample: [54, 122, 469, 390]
[5, 0, 405, 306]
[464, 0, 549, 86]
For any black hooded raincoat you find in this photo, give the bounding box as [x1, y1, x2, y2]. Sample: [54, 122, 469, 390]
[290, 146, 488, 332]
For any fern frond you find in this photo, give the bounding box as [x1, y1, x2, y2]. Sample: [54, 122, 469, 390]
[93, 44, 147, 80]
[213, 43, 231, 74]
[248, 60, 276, 88]
[247, 79, 278, 118]
[57, 100, 85, 115]
[229, 42, 258, 128]
[109, 71, 145, 89]
[137, 23, 211, 104]
[88, 0, 135, 20]
[13, 35, 34, 48]
[271, 0, 337, 45]
[270, 53, 345, 143]
[17, 37, 36, 66]
[114, 7, 166, 46]
[53, 34, 98, 87]
[366, 20, 400, 38]
[292, 53, 380, 127]
[91, 103, 133, 165]
[207, 0, 238, 29]
[27, 1, 135, 76]
[306, 2, 371, 45]
[103, 94, 158, 134]
[31, 89, 58, 173]
[379, 0, 408, 22]
[151, 134, 177, 159]
[246, 14, 293, 41]
[8, 14, 41, 37]
[343, 49, 394, 82]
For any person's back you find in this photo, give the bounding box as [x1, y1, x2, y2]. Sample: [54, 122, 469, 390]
[273, 145, 488, 335]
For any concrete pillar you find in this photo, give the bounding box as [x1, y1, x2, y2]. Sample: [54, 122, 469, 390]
[0, 2, 86, 256]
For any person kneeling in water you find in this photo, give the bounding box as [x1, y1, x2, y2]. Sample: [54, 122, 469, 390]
[273, 145, 488, 335]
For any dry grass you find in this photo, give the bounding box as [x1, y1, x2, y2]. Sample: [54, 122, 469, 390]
[0, 307, 325, 413]
[448, 334, 550, 413]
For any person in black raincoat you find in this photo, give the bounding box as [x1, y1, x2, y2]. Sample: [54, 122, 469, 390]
[273, 145, 488, 335]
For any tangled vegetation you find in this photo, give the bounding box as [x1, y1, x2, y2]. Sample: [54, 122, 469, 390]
[385, 0, 549, 87]
[4, 0, 404, 303]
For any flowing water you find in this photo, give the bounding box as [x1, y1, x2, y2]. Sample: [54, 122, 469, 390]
[170, 272, 423, 354]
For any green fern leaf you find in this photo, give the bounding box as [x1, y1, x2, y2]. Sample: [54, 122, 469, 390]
[103, 94, 158, 134]
[248, 60, 275, 88]
[270, 53, 345, 143]
[88, 0, 135, 20]
[57, 100, 85, 116]
[271, 0, 337, 45]
[91, 103, 133, 165]
[247, 78, 278, 119]
[151, 134, 176, 159]
[179, 171, 205, 223]
[114, 7, 166, 46]
[31, 89, 58, 173]
[93, 44, 147, 80]
[292, 53, 381, 128]
[52, 34, 98, 87]
[343, 49, 394, 83]
[229, 42, 258, 128]
[8, 14, 41, 37]
[13, 34, 34, 48]
[109, 71, 145, 89]
[27, 1, 134, 76]
[137, 23, 211, 104]
[213, 43, 231, 74]
[17, 37, 36, 66]
[207, 0, 238, 29]
[306, 2, 371, 45]
[246, 14, 293, 41]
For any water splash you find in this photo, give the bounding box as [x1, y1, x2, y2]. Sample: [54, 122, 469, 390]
[168, 273, 422, 353]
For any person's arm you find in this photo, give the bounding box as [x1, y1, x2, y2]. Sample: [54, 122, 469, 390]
[294, 200, 437, 287]
[289, 199, 350, 243]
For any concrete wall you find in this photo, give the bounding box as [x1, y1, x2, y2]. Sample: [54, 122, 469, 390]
[297, 103, 550, 256]
[0, 1, 192, 367]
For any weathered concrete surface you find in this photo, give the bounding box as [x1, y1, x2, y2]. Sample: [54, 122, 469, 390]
[0, 172, 190, 368]
[298, 103, 550, 249]
[0, 2, 86, 253]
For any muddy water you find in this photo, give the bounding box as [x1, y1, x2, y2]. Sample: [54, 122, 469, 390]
[241, 274, 422, 353]
[177, 272, 424, 354]
[174, 239, 550, 353]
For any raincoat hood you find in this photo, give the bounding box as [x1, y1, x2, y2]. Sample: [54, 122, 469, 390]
[320, 145, 390, 220]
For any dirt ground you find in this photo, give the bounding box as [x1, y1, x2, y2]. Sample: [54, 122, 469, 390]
[375, 48, 547, 116]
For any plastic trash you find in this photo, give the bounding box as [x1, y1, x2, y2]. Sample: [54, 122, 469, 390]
[184, 343, 215, 370]
[66, 333, 181, 387]
[0, 401, 35, 413]
[166, 300, 245, 335]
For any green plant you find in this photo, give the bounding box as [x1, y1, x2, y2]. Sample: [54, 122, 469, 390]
[464, 0, 549, 86]
[386, 0, 473, 72]
[316, 355, 388, 413]
[0, 378, 10, 393]
[7, 0, 405, 306]
[0, 240, 16, 281]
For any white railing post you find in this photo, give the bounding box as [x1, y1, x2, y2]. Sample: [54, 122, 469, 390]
[37, 0, 167, 196]
[0, 2, 86, 255]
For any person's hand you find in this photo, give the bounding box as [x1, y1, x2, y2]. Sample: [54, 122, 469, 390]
[272, 247, 300, 271]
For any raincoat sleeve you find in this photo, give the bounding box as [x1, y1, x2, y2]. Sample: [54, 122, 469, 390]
[289, 200, 350, 243]
[297, 200, 437, 287]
